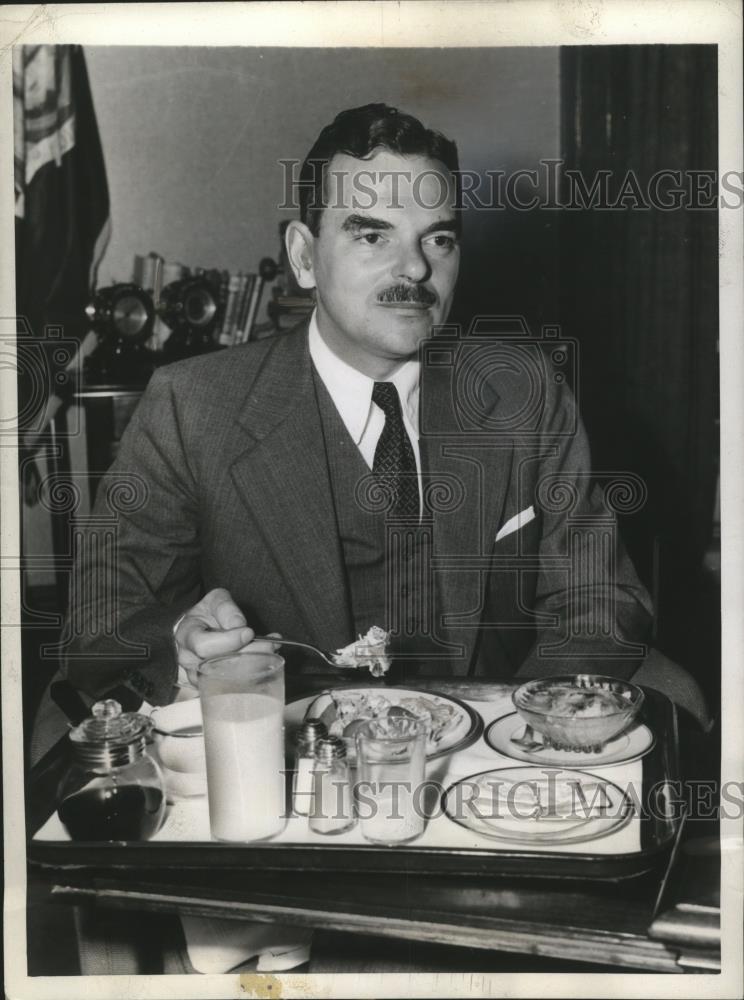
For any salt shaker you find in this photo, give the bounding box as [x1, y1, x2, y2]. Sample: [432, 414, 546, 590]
[293, 719, 328, 816]
[309, 735, 355, 835]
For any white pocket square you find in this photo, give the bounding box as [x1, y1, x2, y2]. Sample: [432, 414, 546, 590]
[495, 505, 536, 542]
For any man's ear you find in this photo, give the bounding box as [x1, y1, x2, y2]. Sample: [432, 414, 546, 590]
[285, 221, 317, 290]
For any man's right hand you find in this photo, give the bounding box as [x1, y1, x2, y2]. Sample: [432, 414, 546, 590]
[174, 588, 275, 686]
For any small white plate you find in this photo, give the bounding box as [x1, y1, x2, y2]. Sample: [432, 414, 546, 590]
[443, 766, 634, 846]
[484, 711, 655, 768]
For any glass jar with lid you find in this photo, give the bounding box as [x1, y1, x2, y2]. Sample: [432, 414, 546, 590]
[58, 699, 166, 841]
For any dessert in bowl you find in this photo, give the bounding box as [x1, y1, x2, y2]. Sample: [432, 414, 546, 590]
[512, 675, 644, 753]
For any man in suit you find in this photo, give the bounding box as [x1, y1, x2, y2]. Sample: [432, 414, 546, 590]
[34, 103, 707, 760]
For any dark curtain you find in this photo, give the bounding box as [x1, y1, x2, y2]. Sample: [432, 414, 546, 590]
[559, 46, 719, 701]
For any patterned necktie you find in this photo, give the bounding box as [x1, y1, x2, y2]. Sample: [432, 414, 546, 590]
[371, 381, 419, 518]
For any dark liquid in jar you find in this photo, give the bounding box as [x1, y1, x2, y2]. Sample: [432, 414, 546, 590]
[59, 784, 164, 841]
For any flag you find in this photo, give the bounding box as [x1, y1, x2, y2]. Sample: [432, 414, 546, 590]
[14, 44, 111, 425]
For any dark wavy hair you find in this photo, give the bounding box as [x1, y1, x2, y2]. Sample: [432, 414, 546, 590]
[300, 103, 460, 236]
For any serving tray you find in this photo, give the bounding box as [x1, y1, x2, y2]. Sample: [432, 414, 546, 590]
[27, 684, 680, 883]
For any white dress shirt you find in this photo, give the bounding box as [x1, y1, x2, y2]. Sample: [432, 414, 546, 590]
[308, 311, 423, 511]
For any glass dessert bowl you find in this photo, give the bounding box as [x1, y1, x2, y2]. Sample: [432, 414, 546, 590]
[512, 674, 644, 753]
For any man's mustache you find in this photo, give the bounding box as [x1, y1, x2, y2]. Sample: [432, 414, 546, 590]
[377, 284, 437, 305]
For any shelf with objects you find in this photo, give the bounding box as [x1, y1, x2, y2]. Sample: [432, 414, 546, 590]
[43, 235, 314, 615]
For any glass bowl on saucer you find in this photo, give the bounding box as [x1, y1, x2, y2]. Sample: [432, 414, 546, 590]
[512, 675, 644, 753]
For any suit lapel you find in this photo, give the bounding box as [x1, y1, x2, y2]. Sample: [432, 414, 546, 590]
[229, 327, 353, 650]
[420, 355, 514, 670]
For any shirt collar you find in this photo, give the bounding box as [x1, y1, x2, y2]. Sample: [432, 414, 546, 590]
[308, 311, 420, 443]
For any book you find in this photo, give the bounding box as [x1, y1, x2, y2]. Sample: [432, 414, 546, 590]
[208, 269, 229, 346]
[217, 273, 242, 347]
[149, 252, 164, 307]
[234, 274, 257, 344]
[239, 273, 265, 343]
[230, 273, 250, 344]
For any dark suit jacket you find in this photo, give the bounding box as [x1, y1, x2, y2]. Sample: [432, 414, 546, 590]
[52, 319, 652, 722]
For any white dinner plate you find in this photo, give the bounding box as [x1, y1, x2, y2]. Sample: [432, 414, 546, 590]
[285, 687, 483, 760]
[484, 711, 655, 768]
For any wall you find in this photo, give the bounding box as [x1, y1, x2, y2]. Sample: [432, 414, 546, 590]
[85, 46, 561, 331]
[25, 46, 561, 589]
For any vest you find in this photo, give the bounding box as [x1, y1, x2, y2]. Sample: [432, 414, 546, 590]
[313, 370, 447, 677]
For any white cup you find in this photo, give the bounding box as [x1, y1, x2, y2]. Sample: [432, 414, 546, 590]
[151, 699, 208, 799]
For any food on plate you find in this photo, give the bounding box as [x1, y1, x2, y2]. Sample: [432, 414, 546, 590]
[305, 689, 462, 752]
[331, 625, 391, 677]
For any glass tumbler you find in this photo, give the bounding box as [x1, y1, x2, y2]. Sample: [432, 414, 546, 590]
[198, 650, 285, 842]
[355, 717, 427, 846]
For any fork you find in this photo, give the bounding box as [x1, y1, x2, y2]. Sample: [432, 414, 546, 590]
[253, 635, 384, 673]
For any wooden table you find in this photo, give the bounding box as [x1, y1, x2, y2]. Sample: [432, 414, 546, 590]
[27, 678, 721, 974]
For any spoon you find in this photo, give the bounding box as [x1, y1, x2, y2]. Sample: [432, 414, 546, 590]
[510, 723, 546, 753]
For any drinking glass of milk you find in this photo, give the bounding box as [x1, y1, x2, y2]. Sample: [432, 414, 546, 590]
[198, 650, 286, 842]
[355, 717, 427, 846]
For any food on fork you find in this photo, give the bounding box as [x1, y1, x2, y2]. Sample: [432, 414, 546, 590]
[331, 625, 391, 677]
